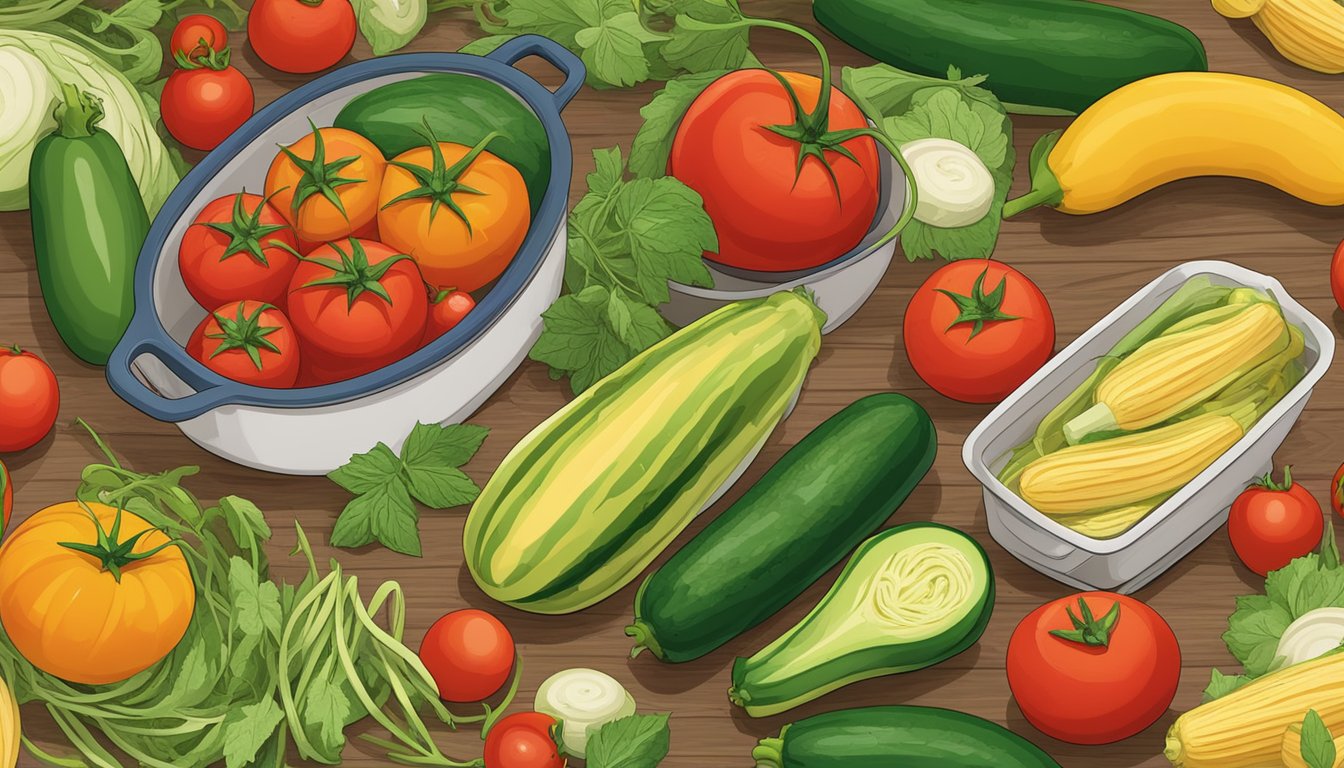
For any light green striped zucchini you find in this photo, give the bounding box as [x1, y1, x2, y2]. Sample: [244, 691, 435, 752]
[463, 290, 827, 615]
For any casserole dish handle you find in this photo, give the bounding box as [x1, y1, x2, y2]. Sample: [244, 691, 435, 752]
[106, 324, 239, 422]
[486, 35, 585, 112]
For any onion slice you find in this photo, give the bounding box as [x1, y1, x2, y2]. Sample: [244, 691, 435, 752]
[534, 668, 636, 758]
[1273, 607, 1344, 671]
[900, 137, 995, 228]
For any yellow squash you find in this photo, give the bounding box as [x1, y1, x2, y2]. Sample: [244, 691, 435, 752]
[1004, 72, 1344, 217]
[1214, 0, 1344, 74]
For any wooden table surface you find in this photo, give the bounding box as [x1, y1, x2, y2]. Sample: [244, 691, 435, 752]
[4, 1, 1343, 765]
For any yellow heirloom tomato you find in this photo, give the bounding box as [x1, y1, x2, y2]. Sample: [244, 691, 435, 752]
[378, 131, 530, 292]
[0, 501, 195, 685]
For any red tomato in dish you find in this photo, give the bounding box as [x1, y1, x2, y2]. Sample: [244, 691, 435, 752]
[286, 239, 427, 380]
[1229, 467, 1324, 576]
[904, 260, 1055, 403]
[419, 609, 515, 703]
[1008, 592, 1180, 745]
[0, 345, 59, 453]
[423, 290, 476, 345]
[1332, 238, 1344, 312]
[483, 712, 564, 768]
[179, 192, 299, 310]
[247, 0, 355, 74]
[161, 57, 254, 151]
[169, 14, 227, 62]
[1, 460, 12, 531]
[187, 301, 300, 388]
[1333, 462, 1344, 518]
[669, 70, 880, 273]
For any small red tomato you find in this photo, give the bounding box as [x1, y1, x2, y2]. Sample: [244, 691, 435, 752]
[0, 460, 12, 531]
[187, 301, 301, 388]
[0, 345, 59, 453]
[248, 0, 355, 74]
[179, 191, 299, 310]
[1333, 462, 1344, 519]
[169, 14, 227, 63]
[286, 238, 428, 380]
[419, 609, 515, 703]
[1332, 238, 1344, 312]
[161, 49, 254, 151]
[1008, 592, 1180, 745]
[1229, 467, 1324, 576]
[423, 289, 476, 345]
[483, 712, 564, 768]
[904, 260, 1055, 403]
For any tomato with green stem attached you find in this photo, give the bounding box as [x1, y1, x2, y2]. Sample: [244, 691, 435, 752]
[1008, 592, 1180, 745]
[187, 300, 301, 388]
[484, 712, 565, 768]
[179, 191, 299, 310]
[1229, 466, 1324, 576]
[423, 289, 476, 345]
[248, 0, 355, 74]
[169, 14, 227, 62]
[667, 18, 915, 274]
[161, 46, 254, 151]
[266, 125, 386, 243]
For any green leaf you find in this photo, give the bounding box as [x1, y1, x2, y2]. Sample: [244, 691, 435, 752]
[1202, 668, 1253, 702]
[586, 713, 671, 768]
[628, 71, 726, 179]
[328, 443, 402, 494]
[576, 12, 664, 88]
[329, 495, 377, 549]
[220, 495, 272, 545]
[842, 63, 994, 120]
[1302, 710, 1338, 768]
[359, 479, 421, 556]
[612, 177, 716, 304]
[459, 34, 514, 56]
[302, 671, 353, 759]
[610, 291, 670, 350]
[659, 0, 749, 74]
[530, 284, 617, 371]
[401, 422, 490, 469]
[404, 464, 481, 509]
[221, 699, 285, 768]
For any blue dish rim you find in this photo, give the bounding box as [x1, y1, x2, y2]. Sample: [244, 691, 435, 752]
[106, 36, 583, 423]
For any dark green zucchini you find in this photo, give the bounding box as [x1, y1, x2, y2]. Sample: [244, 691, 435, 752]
[333, 74, 549, 214]
[625, 393, 937, 663]
[813, 0, 1208, 115]
[29, 84, 148, 366]
[754, 706, 1062, 768]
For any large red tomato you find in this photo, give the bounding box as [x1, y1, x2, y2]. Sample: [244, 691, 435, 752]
[904, 260, 1055, 403]
[483, 712, 564, 768]
[669, 70, 880, 273]
[247, 0, 355, 74]
[286, 238, 427, 381]
[1228, 467, 1324, 576]
[419, 609, 515, 703]
[0, 345, 59, 453]
[179, 192, 299, 310]
[1008, 592, 1180, 745]
[161, 51, 254, 151]
[187, 301, 301, 388]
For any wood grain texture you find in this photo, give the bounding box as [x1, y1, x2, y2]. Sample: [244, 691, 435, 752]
[3, 1, 1343, 765]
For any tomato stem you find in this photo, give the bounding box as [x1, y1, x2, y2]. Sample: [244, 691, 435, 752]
[935, 267, 1019, 341]
[198, 188, 291, 266]
[174, 43, 232, 71]
[57, 501, 182, 583]
[3, 343, 19, 355]
[1049, 598, 1121, 647]
[278, 119, 365, 221]
[1252, 466, 1295, 492]
[293, 238, 414, 309]
[383, 122, 498, 234]
[205, 302, 284, 371]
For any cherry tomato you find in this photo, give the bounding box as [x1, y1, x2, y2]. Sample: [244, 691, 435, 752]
[0, 345, 59, 453]
[161, 50, 254, 151]
[286, 238, 427, 381]
[169, 14, 227, 63]
[1332, 238, 1344, 312]
[1229, 466, 1324, 576]
[1008, 592, 1180, 745]
[904, 260, 1055, 403]
[1333, 462, 1344, 518]
[0, 460, 12, 531]
[179, 191, 299, 310]
[423, 290, 476, 345]
[187, 301, 301, 388]
[248, 0, 355, 74]
[670, 70, 879, 273]
[419, 609, 515, 703]
[483, 712, 564, 768]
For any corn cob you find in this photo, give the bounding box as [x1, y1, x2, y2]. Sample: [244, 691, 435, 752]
[1282, 719, 1344, 768]
[0, 673, 16, 768]
[1020, 412, 1246, 516]
[1064, 302, 1288, 444]
[1167, 651, 1344, 767]
[1214, 0, 1344, 75]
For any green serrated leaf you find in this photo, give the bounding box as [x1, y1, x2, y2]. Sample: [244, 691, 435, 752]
[221, 699, 285, 768]
[1302, 710, 1338, 768]
[401, 422, 489, 470]
[586, 713, 671, 768]
[628, 71, 725, 179]
[328, 443, 402, 494]
[404, 464, 481, 509]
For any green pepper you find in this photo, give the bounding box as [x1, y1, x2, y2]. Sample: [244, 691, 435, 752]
[28, 83, 149, 365]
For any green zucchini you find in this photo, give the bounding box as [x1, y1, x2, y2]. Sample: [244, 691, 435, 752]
[754, 706, 1061, 768]
[464, 290, 826, 615]
[333, 74, 549, 214]
[730, 522, 993, 717]
[29, 84, 148, 366]
[625, 393, 936, 663]
[813, 0, 1208, 115]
